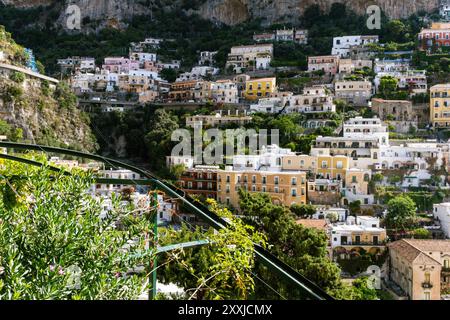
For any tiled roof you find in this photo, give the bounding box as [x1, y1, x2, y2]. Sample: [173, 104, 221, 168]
[388, 239, 450, 264]
[296, 219, 328, 231]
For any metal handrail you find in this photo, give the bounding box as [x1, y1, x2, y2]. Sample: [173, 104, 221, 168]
[0, 142, 334, 300]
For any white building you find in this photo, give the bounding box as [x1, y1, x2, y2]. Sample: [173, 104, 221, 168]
[313, 206, 347, 222]
[440, 0, 450, 20]
[433, 203, 450, 238]
[374, 70, 427, 95]
[130, 52, 157, 64]
[330, 217, 385, 248]
[249, 86, 335, 114]
[378, 142, 449, 187]
[276, 28, 294, 41]
[176, 66, 219, 82]
[344, 117, 389, 146]
[332, 35, 379, 58]
[166, 155, 194, 169]
[199, 51, 218, 66]
[256, 55, 271, 70]
[92, 169, 142, 197]
[334, 80, 372, 107]
[374, 59, 411, 73]
[211, 80, 239, 104]
[232, 144, 295, 172]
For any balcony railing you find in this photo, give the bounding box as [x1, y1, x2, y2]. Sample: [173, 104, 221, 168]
[422, 282, 433, 289]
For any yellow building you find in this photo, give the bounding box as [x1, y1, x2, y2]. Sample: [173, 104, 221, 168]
[316, 155, 349, 180]
[430, 84, 450, 128]
[281, 154, 349, 180]
[244, 77, 277, 101]
[281, 154, 316, 171]
[216, 170, 307, 210]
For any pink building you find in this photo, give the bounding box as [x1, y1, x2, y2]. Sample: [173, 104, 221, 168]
[102, 57, 139, 74]
[307, 55, 340, 75]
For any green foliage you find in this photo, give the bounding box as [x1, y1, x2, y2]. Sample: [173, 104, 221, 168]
[160, 68, 178, 83]
[54, 82, 77, 110]
[159, 199, 266, 300]
[144, 109, 180, 170]
[9, 71, 25, 83]
[0, 161, 153, 299]
[238, 190, 344, 298]
[2, 84, 23, 103]
[385, 195, 417, 231]
[411, 228, 432, 239]
[290, 203, 316, 218]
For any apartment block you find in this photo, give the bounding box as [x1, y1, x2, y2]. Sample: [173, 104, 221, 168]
[430, 83, 450, 128]
[334, 80, 372, 107]
[244, 77, 277, 101]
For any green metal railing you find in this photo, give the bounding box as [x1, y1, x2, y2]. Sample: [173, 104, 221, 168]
[0, 142, 333, 300]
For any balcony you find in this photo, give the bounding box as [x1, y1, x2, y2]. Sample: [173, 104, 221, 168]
[422, 282, 433, 289]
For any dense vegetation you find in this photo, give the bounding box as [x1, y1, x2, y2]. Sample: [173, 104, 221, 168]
[0, 3, 433, 76]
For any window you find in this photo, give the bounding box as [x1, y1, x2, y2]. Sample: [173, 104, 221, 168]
[274, 176, 279, 185]
[262, 176, 267, 184]
[336, 161, 343, 169]
[292, 177, 297, 185]
[424, 292, 431, 300]
[352, 176, 357, 183]
[321, 161, 328, 168]
[291, 189, 297, 197]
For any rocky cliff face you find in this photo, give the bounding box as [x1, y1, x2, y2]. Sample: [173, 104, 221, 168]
[198, 0, 440, 25]
[0, 26, 98, 151]
[0, 0, 441, 26]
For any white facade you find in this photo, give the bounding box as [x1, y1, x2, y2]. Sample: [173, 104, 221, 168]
[374, 70, 427, 95]
[378, 142, 448, 187]
[211, 80, 239, 104]
[166, 155, 194, 169]
[331, 223, 385, 247]
[332, 35, 379, 58]
[249, 86, 335, 114]
[256, 55, 271, 70]
[232, 145, 295, 172]
[433, 203, 450, 238]
[343, 117, 389, 146]
[176, 66, 219, 82]
[357, 216, 380, 228]
[374, 59, 410, 73]
[313, 207, 347, 222]
[199, 51, 218, 65]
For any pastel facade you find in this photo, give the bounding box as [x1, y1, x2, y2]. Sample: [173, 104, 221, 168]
[334, 80, 372, 107]
[244, 77, 277, 101]
[430, 84, 450, 128]
[308, 55, 340, 75]
[388, 239, 450, 300]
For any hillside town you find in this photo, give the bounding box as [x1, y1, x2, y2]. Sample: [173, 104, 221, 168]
[2, 1, 450, 303]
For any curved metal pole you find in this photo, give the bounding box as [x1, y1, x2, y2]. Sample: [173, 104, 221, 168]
[0, 142, 334, 300]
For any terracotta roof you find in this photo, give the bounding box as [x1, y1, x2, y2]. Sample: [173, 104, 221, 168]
[296, 219, 328, 231]
[404, 239, 450, 253]
[387, 239, 450, 265]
